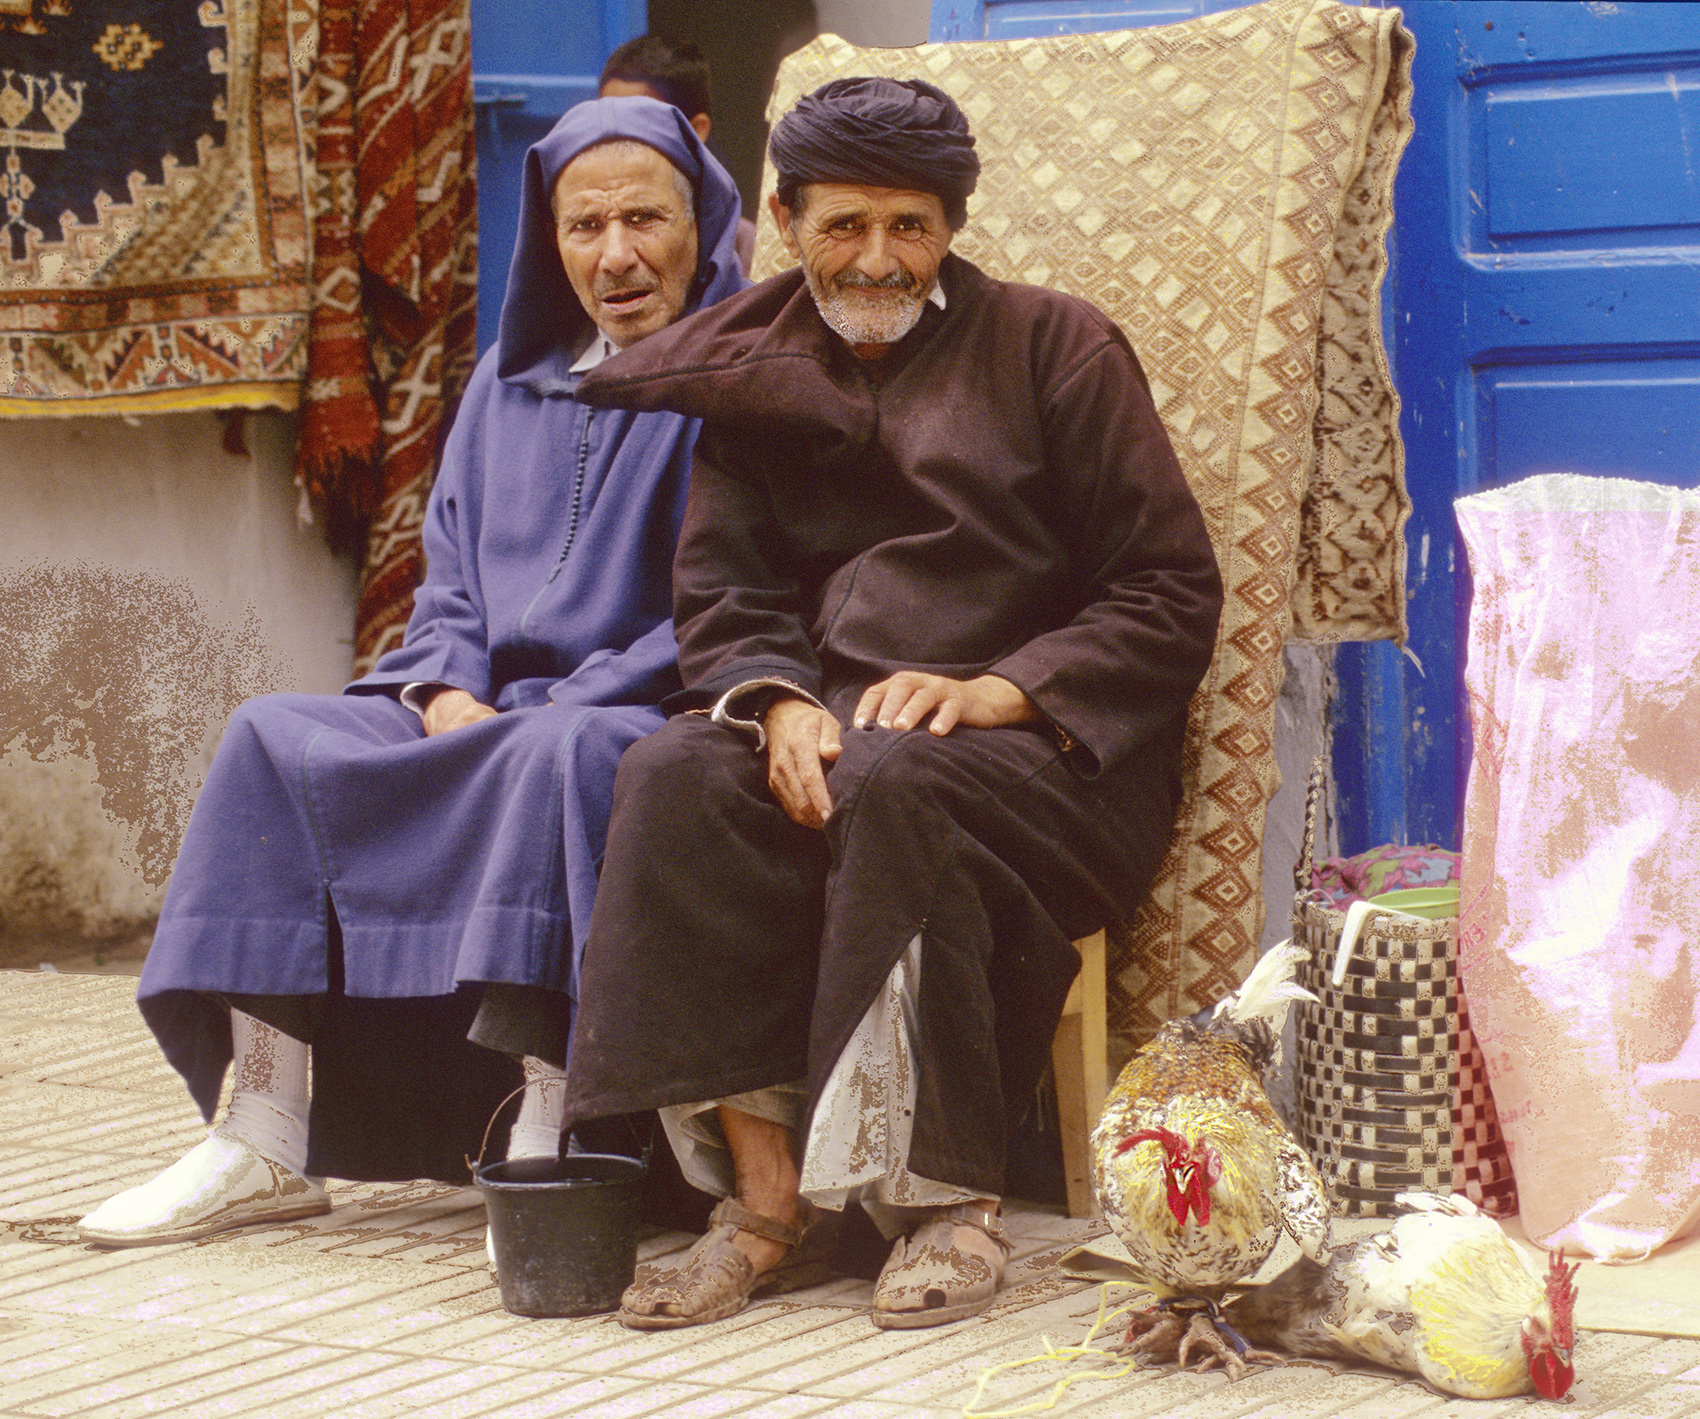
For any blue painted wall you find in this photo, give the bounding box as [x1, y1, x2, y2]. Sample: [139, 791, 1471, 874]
[1341, 3, 1700, 853]
[469, 0, 646, 355]
[930, 0, 1241, 40]
[934, 0, 1700, 853]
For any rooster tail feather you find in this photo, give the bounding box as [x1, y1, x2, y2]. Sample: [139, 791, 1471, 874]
[1214, 940, 1318, 1029]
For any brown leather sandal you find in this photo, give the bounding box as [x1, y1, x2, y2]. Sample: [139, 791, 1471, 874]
[871, 1202, 1011, 1330]
[617, 1196, 837, 1330]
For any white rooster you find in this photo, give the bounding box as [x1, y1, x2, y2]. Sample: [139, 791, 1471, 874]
[1215, 1191, 1580, 1400]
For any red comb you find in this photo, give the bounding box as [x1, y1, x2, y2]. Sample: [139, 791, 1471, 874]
[1546, 1249, 1580, 1347]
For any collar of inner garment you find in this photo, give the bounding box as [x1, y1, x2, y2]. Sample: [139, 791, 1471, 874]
[569, 328, 621, 374]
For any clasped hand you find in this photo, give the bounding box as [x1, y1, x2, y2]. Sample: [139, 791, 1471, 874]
[421, 687, 498, 736]
[764, 672, 1037, 829]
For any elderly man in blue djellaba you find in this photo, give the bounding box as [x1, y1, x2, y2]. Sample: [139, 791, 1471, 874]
[562, 78, 1223, 1331]
[77, 96, 747, 1246]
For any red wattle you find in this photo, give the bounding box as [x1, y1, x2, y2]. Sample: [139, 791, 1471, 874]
[1529, 1350, 1574, 1401]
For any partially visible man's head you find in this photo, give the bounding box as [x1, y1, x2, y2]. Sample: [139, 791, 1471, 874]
[553, 139, 699, 348]
[599, 34, 713, 143]
[767, 78, 979, 351]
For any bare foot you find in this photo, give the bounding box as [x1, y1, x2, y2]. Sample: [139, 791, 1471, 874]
[718, 1105, 806, 1278]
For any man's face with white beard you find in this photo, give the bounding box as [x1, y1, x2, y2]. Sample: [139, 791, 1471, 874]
[554, 141, 698, 349]
[772, 184, 952, 357]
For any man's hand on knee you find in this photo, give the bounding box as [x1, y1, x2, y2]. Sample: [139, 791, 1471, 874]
[764, 697, 841, 828]
[854, 673, 1039, 737]
[421, 688, 499, 737]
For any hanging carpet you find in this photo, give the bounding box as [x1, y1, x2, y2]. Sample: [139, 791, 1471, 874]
[755, 0, 1414, 1062]
[0, 0, 314, 414]
[297, 0, 479, 673]
[0, 0, 479, 673]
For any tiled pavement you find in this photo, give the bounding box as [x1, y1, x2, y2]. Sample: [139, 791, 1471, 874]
[5, 970, 1700, 1419]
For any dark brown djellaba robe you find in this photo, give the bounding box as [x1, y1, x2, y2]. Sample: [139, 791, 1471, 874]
[562, 252, 1223, 1196]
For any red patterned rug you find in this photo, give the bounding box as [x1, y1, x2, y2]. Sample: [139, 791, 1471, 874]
[297, 0, 479, 673]
[0, 0, 478, 673]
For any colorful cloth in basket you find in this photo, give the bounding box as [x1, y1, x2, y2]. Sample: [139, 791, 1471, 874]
[1310, 843, 1460, 907]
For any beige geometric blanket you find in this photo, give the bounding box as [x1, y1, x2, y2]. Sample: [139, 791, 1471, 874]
[755, 0, 1414, 1061]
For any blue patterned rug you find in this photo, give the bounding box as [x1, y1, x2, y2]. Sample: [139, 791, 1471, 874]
[0, 0, 311, 412]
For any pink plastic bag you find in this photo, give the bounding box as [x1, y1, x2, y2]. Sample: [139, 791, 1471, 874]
[1457, 474, 1700, 1260]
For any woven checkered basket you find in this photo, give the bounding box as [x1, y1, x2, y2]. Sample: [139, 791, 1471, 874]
[1291, 764, 1517, 1218]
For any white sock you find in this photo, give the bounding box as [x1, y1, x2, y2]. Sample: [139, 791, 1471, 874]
[216, 1009, 311, 1178]
[507, 1054, 566, 1160]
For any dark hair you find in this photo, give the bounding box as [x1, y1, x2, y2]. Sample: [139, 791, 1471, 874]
[600, 34, 711, 121]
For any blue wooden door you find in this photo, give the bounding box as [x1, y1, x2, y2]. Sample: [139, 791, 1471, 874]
[1336, 2, 1700, 851]
[933, 0, 1700, 853]
[931, 0, 1240, 37]
[470, 0, 645, 354]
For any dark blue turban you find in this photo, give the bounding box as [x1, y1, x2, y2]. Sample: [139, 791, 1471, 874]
[769, 77, 980, 228]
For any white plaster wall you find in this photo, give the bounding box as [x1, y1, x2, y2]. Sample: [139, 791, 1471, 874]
[0, 411, 358, 938]
[815, 0, 930, 47]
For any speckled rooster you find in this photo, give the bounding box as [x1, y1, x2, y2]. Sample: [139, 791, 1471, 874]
[1217, 1191, 1580, 1400]
[1091, 941, 1333, 1371]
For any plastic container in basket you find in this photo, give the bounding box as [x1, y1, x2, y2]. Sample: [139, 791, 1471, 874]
[1291, 762, 1517, 1218]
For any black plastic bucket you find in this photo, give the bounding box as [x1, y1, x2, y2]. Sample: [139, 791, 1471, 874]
[475, 1152, 645, 1317]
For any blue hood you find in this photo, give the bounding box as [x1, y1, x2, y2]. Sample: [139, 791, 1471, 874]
[496, 95, 746, 391]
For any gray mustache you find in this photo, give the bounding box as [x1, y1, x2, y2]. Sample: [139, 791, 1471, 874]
[835, 271, 917, 293]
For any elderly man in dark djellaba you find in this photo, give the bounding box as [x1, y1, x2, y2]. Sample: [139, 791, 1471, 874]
[77, 97, 747, 1247]
[563, 77, 1224, 1330]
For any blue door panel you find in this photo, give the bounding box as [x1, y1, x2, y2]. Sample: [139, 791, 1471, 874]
[1462, 267, 1700, 351]
[931, 0, 1245, 43]
[1482, 74, 1700, 240]
[470, 0, 645, 355]
[1342, 2, 1700, 852]
[1466, 9, 1700, 69]
[473, 1, 632, 77]
[1482, 360, 1700, 489]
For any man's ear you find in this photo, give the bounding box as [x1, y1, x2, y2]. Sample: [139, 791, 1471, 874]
[769, 192, 801, 259]
[690, 112, 711, 143]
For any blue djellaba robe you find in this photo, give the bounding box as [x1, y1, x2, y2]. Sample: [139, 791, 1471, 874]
[136, 96, 747, 1181]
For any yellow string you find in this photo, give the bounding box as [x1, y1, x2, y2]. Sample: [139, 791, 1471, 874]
[960, 1282, 1157, 1418]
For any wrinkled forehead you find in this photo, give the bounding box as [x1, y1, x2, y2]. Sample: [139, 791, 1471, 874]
[551, 139, 693, 216]
[794, 182, 948, 224]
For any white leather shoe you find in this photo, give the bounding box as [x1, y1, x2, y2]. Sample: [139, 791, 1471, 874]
[78, 1132, 330, 1247]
